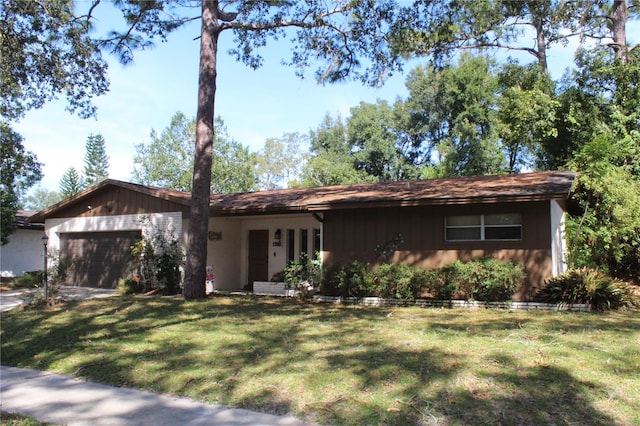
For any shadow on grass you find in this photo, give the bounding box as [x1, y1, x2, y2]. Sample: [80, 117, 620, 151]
[1, 296, 634, 425]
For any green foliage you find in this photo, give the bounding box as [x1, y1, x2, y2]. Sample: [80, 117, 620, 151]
[536, 268, 638, 311]
[83, 134, 109, 186]
[116, 277, 140, 295]
[321, 258, 523, 301]
[567, 133, 640, 279]
[321, 261, 372, 297]
[128, 217, 183, 295]
[255, 133, 308, 190]
[402, 54, 506, 177]
[282, 252, 322, 297]
[1, 122, 42, 244]
[12, 271, 43, 288]
[0, 0, 109, 120]
[20, 186, 62, 211]
[133, 112, 257, 193]
[58, 167, 84, 199]
[369, 263, 422, 299]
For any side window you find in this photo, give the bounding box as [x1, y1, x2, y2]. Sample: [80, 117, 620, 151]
[313, 228, 321, 255]
[287, 229, 295, 263]
[445, 214, 522, 241]
[300, 229, 309, 257]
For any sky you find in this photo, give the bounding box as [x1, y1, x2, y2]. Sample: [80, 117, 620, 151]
[13, 6, 594, 193]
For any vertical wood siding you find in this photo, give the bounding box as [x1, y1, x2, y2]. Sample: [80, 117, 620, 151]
[323, 201, 552, 301]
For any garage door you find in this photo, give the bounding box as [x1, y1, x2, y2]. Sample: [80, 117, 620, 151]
[61, 231, 142, 289]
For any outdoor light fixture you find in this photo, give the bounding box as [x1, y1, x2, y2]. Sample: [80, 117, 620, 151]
[273, 229, 282, 246]
[41, 234, 49, 300]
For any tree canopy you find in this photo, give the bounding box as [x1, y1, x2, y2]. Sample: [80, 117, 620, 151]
[1, 122, 42, 244]
[133, 112, 257, 194]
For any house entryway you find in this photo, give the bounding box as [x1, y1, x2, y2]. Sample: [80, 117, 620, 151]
[247, 229, 269, 291]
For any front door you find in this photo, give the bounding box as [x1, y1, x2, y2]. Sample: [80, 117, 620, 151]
[247, 229, 269, 291]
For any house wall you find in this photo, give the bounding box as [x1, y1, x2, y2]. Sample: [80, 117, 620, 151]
[323, 201, 555, 301]
[550, 200, 568, 277]
[0, 228, 45, 277]
[205, 214, 322, 290]
[46, 212, 183, 275]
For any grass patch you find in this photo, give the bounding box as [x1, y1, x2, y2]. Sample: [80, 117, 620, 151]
[1, 295, 639, 425]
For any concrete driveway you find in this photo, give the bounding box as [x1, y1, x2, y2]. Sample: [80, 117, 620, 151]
[0, 286, 116, 312]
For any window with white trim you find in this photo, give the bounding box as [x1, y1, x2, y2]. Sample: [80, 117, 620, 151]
[445, 213, 522, 241]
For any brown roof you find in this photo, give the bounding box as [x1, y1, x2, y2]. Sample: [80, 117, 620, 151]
[210, 171, 576, 215]
[30, 171, 576, 221]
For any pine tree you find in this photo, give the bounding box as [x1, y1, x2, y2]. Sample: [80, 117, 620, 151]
[84, 134, 109, 186]
[59, 167, 83, 199]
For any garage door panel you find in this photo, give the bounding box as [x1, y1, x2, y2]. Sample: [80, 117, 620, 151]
[61, 231, 142, 289]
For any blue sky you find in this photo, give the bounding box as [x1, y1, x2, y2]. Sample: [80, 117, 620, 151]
[13, 8, 601, 193]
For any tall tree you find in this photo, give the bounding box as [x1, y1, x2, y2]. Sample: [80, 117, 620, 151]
[391, 0, 582, 74]
[1, 121, 42, 244]
[496, 62, 558, 172]
[256, 133, 308, 190]
[348, 100, 419, 181]
[83, 133, 110, 186]
[133, 112, 257, 193]
[403, 54, 505, 176]
[59, 167, 83, 199]
[3, 1, 403, 298]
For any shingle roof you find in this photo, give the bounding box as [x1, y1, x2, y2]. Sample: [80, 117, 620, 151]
[30, 171, 576, 221]
[210, 171, 576, 215]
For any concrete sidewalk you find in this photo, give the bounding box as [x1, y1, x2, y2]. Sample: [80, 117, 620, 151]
[0, 366, 311, 426]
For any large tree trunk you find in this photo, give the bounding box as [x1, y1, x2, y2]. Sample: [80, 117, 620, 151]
[183, 0, 219, 300]
[611, 0, 627, 65]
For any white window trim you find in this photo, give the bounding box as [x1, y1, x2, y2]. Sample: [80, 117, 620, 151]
[445, 214, 522, 242]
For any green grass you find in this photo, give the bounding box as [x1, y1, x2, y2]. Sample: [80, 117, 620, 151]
[2, 295, 639, 425]
[0, 411, 57, 426]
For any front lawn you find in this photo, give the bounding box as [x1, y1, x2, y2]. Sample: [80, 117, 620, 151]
[1, 296, 638, 425]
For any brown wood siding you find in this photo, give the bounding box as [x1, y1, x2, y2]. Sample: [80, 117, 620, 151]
[51, 187, 190, 219]
[323, 201, 552, 301]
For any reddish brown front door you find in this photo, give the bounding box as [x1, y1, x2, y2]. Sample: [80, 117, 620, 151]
[247, 229, 269, 291]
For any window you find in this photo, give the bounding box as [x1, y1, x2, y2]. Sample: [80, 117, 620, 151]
[300, 229, 309, 257]
[287, 229, 295, 263]
[313, 228, 321, 255]
[445, 213, 522, 241]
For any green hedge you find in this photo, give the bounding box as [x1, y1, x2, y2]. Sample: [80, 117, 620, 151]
[321, 258, 525, 302]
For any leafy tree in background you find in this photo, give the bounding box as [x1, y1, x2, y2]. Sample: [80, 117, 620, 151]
[133, 112, 195, 192]
[255, 133, 307, 190]
[59, 167, 83, 199]
[20, 187, 62, 211]
[210, 121, 257, 194]
[1, 121, 42, 244]
[133, 112, 257, 193]
[496, 62, 558, 173]
[403, 54, 505, 177]
[83, 133, 110, 187]
[298, 113, 374, 187]
[348, 100, 419, 182]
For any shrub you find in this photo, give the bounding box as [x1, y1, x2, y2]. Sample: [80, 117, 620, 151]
[321, 261, 371, 297]
[536, 268, 639, 311]
[370, 263, 420, 299]
[13, 271, 43, 288]
[116, 277, 140, 295]
[283, 252, 322, 298]
[424, 258, 524, 301]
